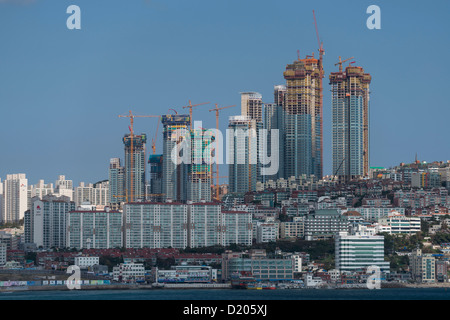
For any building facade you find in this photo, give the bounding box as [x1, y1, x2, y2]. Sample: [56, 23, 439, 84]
[330, 65, 371, 183]
[283, 56, 323, 179]
[335, 232, 390, 273]
[67, 208, 123, 249]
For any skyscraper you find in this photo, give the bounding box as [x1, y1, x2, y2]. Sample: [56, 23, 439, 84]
[2, 174, 28, 223]
[330, 64, 371, 183]
[283, 55, 323, 179]
[263, 85, 286, 181]
[148, 154, 163, 202]
[109, 158, 125, 205]
[161, 114, 190, 202]
[188, 128, 212, 202]
[123, 133, 147, 202]
[228, 115, 258, 193]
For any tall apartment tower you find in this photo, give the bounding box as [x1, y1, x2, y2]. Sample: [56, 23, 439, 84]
[123, 133, 147, 203]
[330, 64, 371, 183]
[188, 127, 212, 202]
[109, 158, 125, 205]
[228, 115, 258, 193]
[161, 114, 190, 202]
[54, 175, 74, 201]
[2, 174, 28, 223]
[263, 85, 286, 181]
[283, 56, 324, 179]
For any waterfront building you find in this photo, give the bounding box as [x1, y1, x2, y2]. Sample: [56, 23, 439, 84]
[335, 231, 390, 273]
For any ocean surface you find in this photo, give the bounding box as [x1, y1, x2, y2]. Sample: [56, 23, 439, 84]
[1, 288, 450, 300]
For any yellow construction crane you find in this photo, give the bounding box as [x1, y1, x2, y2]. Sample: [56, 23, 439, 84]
[152, 119, 160, 155]
[335, 56, 354, 72]
[209, 104, 236, 200]
[119, 111, 160, 202]
[182, 100, 210, 130]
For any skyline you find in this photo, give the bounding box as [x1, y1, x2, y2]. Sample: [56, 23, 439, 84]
[1, 0, 450, 185]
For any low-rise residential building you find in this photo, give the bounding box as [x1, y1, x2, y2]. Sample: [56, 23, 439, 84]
[280, 217, 304, 239]
[255, 221, 279, 243]
[155, 265, 215, 283]
[378, 211, 421, 235]
[304, 209, 349, 240]
[113, 263, 146, 283]
[409, 249, 436, 283]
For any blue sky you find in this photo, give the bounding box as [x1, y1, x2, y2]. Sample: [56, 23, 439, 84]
[0, 0, 449, 185]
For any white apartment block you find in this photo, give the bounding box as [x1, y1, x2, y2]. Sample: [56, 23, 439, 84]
[124, 204, 253, 249]
[188, 204, 221, 248]
[67, 208, 123, 250]
[74, 181, 109, 208]
[255, 221, 279, 243]
[27, 180, 54, 210]
[2, 174, 28, 223]
[54, 175, 74, 201]
[378, 211, 421, 235]
[30, 195, 75, 249]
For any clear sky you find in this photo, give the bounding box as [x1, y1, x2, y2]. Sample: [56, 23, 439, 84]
[0, 0, 449, 186]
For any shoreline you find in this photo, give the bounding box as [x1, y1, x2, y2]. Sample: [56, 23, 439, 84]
[2, 282, 450, 293]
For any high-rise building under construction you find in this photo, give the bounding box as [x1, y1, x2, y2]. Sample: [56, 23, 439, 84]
[241, 92, 263, 123]
[330, 63, 371, 183]
[161, 114, 190, 202]
[283, 56, 324, 179]
[188, 127, 213, 202]
[123, 133, 147, 203]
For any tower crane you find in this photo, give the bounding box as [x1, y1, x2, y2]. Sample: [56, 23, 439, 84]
[209, 104, 236, 200]
[335, 56, 355, 72]
[182, 100, 210, 130]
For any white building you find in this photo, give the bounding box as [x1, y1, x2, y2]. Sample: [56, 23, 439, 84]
[335, 232, 390, 273]
[67, 208, 123, 250]
[378, 211, 421, 235]
[74, 256, 100, 269]
[188, 204, 222, 248]
[346, 206, 406, 222]
[30, 195, 75, 249]
[124, 204, 253, 249]
[54, 175, 74, 201]
[113, 263, 145, 283]
[255, 221, 279, 243]
[27, 180, 54, 209]
[2, 174, 28, 223]
[74, 181, 109, 208]
[291, 254, 302, 273]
